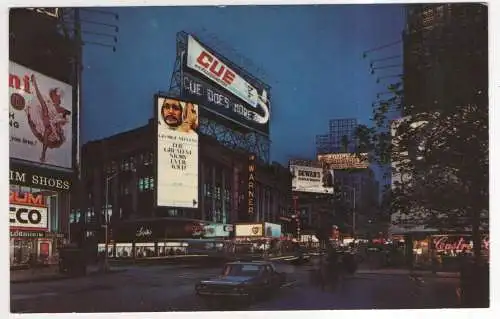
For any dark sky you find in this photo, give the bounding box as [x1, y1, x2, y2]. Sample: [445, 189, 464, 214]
[81, 4, 404, 167]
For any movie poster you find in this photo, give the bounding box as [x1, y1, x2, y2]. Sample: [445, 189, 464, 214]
[156, 96, 199, 208]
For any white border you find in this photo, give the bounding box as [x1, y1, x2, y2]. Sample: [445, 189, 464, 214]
[2, 1, 497, 319]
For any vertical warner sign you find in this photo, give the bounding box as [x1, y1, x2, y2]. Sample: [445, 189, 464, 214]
[156, 96, 199, 208]
[247, 154, 256, 217]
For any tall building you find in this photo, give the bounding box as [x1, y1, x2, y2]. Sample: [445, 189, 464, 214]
[9, 8, 77, 268]
[390, 3, 487, 243]
[403, 3, 487, 115]
[315, 118, 358, 155]
[74, 119, 292, 249]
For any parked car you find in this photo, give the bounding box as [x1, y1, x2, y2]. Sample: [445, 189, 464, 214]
[195, 261, 286, 305]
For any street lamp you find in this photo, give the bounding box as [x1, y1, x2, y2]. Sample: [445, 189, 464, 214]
[342, 185, 356, 238]
[103, 171, 118, 272]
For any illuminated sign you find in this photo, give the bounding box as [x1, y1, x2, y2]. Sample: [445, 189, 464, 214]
[318, 153, 369, 169]
[432, 235, 489, 252]
[10, 165, 71, 191]
[9, 61, 73, 169]
[10, 191, 44, 206]
[184, 35, 270, 135]
[156, 96, 199, 208]
[182, 73, 269, 135]
[290, 163, 334, 194]
[235, 224, 263, 237]
[248, 154, 256, 216]
[26, 8, 60, 18]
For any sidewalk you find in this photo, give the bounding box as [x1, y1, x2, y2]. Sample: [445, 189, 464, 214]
[356, 267, 460, 278]
[10, 264, 125, 284]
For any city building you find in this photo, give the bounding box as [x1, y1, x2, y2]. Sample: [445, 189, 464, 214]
[9, 8, 77, 267]
[402, 3, 487, 115]
[73, 119, 292, 251]
[315, 118, 358, 155]
[390, 3, 488, 267]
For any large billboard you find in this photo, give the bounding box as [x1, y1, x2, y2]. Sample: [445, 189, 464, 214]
[290, 164, 334, 194]
[9, 61, 73, 169]
[317, 153, 369, 170]
[184, 35, 270, 136]
[156, 96, 199, 208]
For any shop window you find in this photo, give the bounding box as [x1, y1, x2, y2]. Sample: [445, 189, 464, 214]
[135, 243, 155, 258]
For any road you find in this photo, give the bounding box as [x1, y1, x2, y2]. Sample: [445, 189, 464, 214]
[10, 261, 460, 313]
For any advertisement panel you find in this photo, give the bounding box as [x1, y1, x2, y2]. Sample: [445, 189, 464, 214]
[184, 35, 270, 136]
[9, 191, 48, 231]
[156, 96, 199, 208]
[264, 223, 282, 238]
[9, 61, 73, 169]
[203, 224, 233, 238]
[182, 72, 269, 134]
[235, 224, 263, 237]
[290, 165, 334, 194]
[247, 154, 256, 216]
[317, 153, 369, 170]
[10, 161, 72, 192]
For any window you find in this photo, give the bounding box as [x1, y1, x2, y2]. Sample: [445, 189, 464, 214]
[140, 152, 153, 166]
[138, 176, 154, 192]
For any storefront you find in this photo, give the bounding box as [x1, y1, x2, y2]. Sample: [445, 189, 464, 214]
[9, 163, 72, 267]
[102, 218, 233, 259]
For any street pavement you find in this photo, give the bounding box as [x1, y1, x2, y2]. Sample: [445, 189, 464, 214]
[10, 261, 460, 313]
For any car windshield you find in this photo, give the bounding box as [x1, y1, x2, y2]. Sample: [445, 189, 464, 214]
[222, 264, 262, 277]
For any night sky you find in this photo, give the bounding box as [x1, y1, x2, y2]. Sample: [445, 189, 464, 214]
[81, 4, 405, 169]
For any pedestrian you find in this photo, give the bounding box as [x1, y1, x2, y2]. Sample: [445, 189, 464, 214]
[29, 253, 38, 275]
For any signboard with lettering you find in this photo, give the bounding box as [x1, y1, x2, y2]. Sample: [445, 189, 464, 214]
[235, 223, 263, 237]
[431, 234, 489, 253]
[9, 61, 73, 169]
[247, 154, 256, 217]
[155, 95, 199, 208]
[9, 191, 48, 230]
[10, 161, 72, 191]
[182, 72, 269, 135]
[183, 35, 270, 136]
[290, 164, 334, 194]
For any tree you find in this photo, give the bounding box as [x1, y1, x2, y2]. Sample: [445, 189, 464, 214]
[341, 135, 349, 153]
[355, 82, 488, 268]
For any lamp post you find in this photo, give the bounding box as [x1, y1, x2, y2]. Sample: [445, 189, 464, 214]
[342, 185, 357, 238]
[103, 172, 118, 272]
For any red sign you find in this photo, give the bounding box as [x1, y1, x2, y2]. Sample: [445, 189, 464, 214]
[196, 51, 236, 85]
[10, 191, 44, 207]
[432, 235, 489, 252]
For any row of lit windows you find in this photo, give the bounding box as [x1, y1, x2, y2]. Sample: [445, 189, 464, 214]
[139, 177, 154, 192]
[104, 152, 154, 175]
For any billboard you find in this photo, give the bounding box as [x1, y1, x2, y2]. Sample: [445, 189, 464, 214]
[9, 61, 73, 169]
[264, 223, 282, 238]
[235, 223, 263, 237]
[203, 224, 233, 238]
[290, 165, 334, 194]
[317, 153, 369, 170]
[184, 35, 270, 136]
[156, 96, 199, 208]
[9, 191, 48, 231]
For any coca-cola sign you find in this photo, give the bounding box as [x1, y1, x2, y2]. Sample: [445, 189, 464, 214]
[432, 235, 489, 252]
